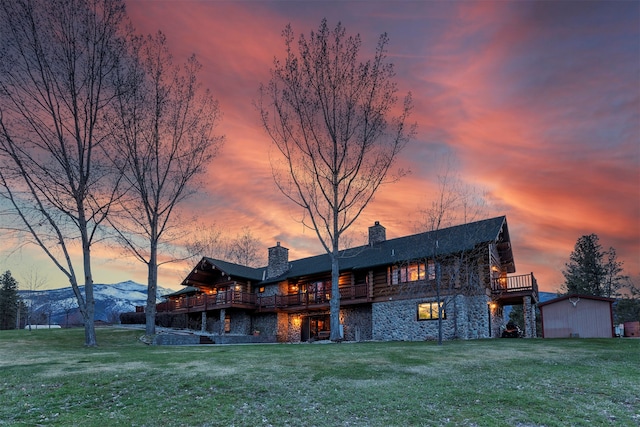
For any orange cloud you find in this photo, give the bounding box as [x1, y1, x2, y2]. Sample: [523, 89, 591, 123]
[12, 1, 635, 293]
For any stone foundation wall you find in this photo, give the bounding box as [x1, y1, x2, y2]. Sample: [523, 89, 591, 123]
[372, 295, 491, 341]
[183, 295, 493, 342]
[457, 295, 492, 339]
[205, 309, 264, 335]
[523, 296, 536, 338]
[490, 304, 504, 338]
[340, 306, 372, 341]
[278, 306, 372, 342]
[284, 314, 302, 343]
[252, 312, 278, 337]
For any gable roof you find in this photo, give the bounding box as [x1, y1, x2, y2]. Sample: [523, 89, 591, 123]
[182, 216, 514, 287]
[162, 286, 202, 299]
[202, 257, 265, 281]
[262, 216, 513, 283]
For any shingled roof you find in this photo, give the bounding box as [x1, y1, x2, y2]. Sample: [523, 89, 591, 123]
[183, 216, 514, 287]
[202, 257, 265, 281]
[261, 216, 514, 283]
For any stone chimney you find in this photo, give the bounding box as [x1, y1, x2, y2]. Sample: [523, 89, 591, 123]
[368, 221, 386, 246]
[267, 242, 289, 278]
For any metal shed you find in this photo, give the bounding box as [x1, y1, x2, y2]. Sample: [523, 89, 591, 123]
[539, 294, 615, 338]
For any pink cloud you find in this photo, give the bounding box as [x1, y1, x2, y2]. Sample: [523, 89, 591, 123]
[17, 1, 635, 293]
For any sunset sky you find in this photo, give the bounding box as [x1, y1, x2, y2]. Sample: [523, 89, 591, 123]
[4, 1, 639, 294]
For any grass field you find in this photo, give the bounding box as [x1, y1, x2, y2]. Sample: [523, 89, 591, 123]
[0, 327, 638, 426]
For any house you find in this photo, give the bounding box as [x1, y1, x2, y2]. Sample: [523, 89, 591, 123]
[538, 294, 615, 338]
[157, 216, 538, 342]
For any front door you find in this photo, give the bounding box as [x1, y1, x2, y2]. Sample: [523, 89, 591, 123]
[301, 314, 330, 341]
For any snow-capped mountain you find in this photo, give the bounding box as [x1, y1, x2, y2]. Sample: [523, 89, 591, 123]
[18, 280, 174, 325]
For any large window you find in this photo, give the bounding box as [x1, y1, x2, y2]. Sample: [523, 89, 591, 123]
[417, 301, 445, 320]
[392, 260, 435, 284]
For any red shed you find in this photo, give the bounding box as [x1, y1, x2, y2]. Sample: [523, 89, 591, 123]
[539, 294, 615, 338]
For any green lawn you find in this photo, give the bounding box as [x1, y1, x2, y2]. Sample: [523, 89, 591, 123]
[1, 328, 638, 426]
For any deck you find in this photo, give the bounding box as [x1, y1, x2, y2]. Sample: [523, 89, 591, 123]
[156, 283, 370, 314]
[491, 273, 539, 304]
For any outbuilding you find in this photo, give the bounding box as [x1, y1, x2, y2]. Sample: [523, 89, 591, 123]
[539, 294, 615, 338]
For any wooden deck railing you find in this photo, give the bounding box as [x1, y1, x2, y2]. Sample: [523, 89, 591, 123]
[491, 273, 538, 295]
[255, 283, 369, 310]
[156, 290, 256, 313]
[155, 283, 370, 313]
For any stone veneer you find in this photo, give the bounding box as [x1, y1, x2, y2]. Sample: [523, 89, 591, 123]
[279, 306, 373, 342]
[523, 296, 536, 338]
[372, 295, 491, 341]
[267, 242, 289, 279]
[368, 221, 386, 245]
[339, 306, 372, 341]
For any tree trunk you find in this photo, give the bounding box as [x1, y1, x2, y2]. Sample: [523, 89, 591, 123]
[82, 238, 97, 347]
[145, 241, 158, 336]
[329, 248, 341, 341]
[436, 262, 443, 345]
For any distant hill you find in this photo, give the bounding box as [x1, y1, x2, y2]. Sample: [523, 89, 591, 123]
[18, 281, 174, 326]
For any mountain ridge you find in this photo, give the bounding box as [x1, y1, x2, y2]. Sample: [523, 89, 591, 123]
[18, 281, 174, 325]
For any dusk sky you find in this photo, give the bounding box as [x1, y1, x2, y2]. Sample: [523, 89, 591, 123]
[4, 1, 639, 294]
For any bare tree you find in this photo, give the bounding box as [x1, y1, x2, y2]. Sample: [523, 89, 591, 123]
[412, 163, 490, 344]
[20, 269, 48, 331]
[185, 223, 228, 263]
[225, 228, 266, 267]
[415, 158, 488, 233]
[107, 32, 223, 336]
[0, 0, 127, 346]
[186, 225, 266, 267]
[259, 19, 415, 341]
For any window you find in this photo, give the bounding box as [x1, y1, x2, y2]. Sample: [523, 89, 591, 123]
[392, 261, 431, 285]
[417, 301, 445, 320]
[427, 260, 435, 281]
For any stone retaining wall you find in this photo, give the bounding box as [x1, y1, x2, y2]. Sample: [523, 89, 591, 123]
[152, 332, 277, 345]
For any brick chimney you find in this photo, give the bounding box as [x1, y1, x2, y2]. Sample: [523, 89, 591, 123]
[267, 242, 289, 278]
[368, 221, 386, 246]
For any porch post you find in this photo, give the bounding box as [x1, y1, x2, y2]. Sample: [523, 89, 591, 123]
[219, 309, 226, 336]
[523, 296, 536, 338]
[201, 311, 207, 333]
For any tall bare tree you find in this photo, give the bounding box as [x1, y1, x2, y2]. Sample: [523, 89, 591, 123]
[0, 0, 127, 346]
[414, 163, 489, 344]
[19, 269, 48, 331]
[185, 223, 226, 261]
[416, 158, 488, 233]
[226, 228, 266, 268]
[185, 225, 266, 268]
[108, 32, 223, 336]
[259, 19, 415, 341]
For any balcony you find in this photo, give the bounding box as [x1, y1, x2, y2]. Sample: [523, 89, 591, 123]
[491, 273, 539, 304]
[156, 290, 256, 313]
[155, 283, 370, 314]
[256, 283, 369, 311]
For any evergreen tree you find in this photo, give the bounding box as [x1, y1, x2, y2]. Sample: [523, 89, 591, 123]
[0, 270, 19, 330]
[615, 277, 640, 323]
[562, 234, 625, 297]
